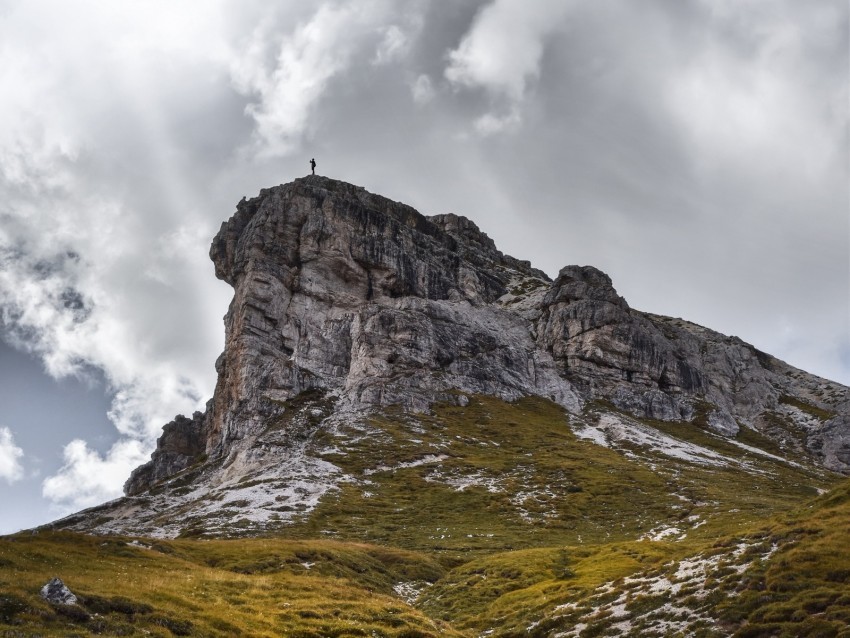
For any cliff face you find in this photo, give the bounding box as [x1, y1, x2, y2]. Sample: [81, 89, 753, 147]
[123, 411, 207, 496]
[124, 176, 850, 495]
[202, 177, 580, 459]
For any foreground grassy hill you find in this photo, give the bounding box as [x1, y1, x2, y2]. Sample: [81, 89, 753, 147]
[0, 532, 459, 636]
[3, 396, 848, 636]
[2, 480, 848, 637]
[417, 477, 850, 636]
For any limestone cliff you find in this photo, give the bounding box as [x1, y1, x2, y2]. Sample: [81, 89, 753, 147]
[124, 176, 850, 496]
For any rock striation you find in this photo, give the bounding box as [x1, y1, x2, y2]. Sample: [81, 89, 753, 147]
[125, 176, 850, 496]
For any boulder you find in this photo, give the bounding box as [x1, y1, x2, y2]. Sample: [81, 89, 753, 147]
[40, 578, 77, 605]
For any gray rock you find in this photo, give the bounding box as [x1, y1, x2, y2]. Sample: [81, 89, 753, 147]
[808, 413, 850, 473]
[40, 578, 77, 605]
[123, 176, 850, 496]
[201, 176, 581, 461]
[125, 408, 208, 496]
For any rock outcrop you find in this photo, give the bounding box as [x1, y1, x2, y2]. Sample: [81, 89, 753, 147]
[40, 578, 77, 606]
[125, 176, 850, 495]
[200, 177, 582, 461]
[123, 410, 208, 496]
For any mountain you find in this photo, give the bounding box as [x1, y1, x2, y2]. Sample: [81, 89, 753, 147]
[15, 176, 850, 637]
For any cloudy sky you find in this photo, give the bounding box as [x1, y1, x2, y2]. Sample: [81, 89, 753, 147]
[0, 0, 847, 534]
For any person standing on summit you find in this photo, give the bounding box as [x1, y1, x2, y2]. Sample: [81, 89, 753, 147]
[310, 158, 316, 175]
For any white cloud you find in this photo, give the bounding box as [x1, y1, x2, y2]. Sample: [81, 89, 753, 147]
[665, 18, 843, 183]
[0, 427, 24, 484]
[373, 25, 409, 65]
[410, 73, 435, 104]
[0, 1, 232, 508]
[228, 2, 401, 157]
[42, 439, 149, 513]
[0, 194, 217, 440]
[474, 107, 521, 136]
[445, 0, 574, 126]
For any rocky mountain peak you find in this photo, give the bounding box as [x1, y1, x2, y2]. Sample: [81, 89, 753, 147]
[545, 265, 628, 308]
[122, 176, 850, 498]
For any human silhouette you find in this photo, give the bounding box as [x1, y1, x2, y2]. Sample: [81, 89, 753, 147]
[310, 158, 316, 175]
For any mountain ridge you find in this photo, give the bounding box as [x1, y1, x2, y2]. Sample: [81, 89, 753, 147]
[125, 174, 849, 498]
[25, 176, 850, 637]
[43, 174, 849, 541]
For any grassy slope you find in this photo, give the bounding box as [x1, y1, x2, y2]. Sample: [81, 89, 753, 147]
[494, 478, 850, 637]
[288, 397, 830, 559]
[0, 533, 459, 637]
[713, 480, 850, 637]
[2, 396, 847, 636]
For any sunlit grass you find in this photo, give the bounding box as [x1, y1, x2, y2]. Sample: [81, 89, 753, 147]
[2, 395, 847, 636]
[0, 533, 461, 636]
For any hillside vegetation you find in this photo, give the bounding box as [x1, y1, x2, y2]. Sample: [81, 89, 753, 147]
[2, 396, 848, 636]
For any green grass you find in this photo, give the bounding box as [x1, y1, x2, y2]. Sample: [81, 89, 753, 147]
[712, 480, 850, 637]
[419, 541, 675, 632]
[0, 533, 461, 637]
[290, 397, 688, 558]
[778, 395, 837, 421]
[413, 478, 850, 636]
[3, 395, 847, 636]
[288, 397, 832, 557]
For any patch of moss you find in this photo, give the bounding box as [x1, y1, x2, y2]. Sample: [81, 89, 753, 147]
[778, 395, 837, 421]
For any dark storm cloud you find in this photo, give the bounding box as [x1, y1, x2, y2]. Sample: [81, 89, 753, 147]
[0, 0, 846, 521]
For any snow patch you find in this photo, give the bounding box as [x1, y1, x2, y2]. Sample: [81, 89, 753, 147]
[424, 469, 503, 493]
[536, 540, 780, 637]
[726, 437, 804, 468]
[572, 424, 609, 447]
[364, 454, 448, 475]
[393, 581, 432, 604]
[575, 413, 746, 468]
[59, 438, 355, 539]
[640, 525, 684, 541]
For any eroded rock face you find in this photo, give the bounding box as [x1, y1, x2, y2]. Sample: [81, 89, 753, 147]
[125, 176, 850, 493]
[124, 410, 207, 496]
[536, 265, 706, 424]
[534, 267, 781, 435]
[200, 177, 583, 459]
[807, 413, 850, 473]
